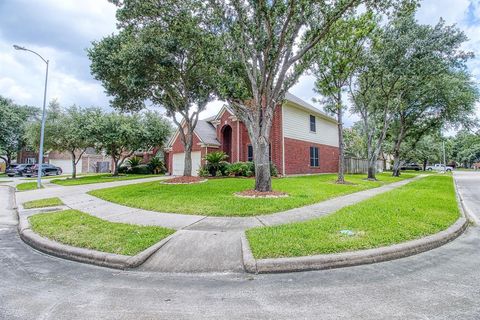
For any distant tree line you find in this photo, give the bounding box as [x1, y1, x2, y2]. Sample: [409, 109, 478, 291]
[0, 97, 172, 178]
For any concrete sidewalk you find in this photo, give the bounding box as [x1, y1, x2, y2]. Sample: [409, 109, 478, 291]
[15, 175, 169, 203]
[14, 175, 426, 273]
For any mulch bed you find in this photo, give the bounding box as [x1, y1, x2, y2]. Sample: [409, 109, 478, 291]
[234, 190, 289, 199]
[163, 176, 207, 185]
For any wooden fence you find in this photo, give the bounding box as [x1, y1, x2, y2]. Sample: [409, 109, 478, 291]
[344, 157, 385, 174]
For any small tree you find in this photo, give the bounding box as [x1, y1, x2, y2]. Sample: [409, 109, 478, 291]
[25, 102, 96, 179]
[386, 16, 478, 177]
[90, 111, 171, 176]
[309, 13, 375, 183]
[0, 96, 38, 167]
[350, 9, 432, 180]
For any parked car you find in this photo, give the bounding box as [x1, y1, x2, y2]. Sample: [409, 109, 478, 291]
[426, 164, 453, 172]
[400, 163, 422, 171]
[6, 164, 34, 177]
[24, 164, 63, 177]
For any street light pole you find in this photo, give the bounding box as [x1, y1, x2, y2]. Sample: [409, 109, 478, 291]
[13, 45, 49, 189]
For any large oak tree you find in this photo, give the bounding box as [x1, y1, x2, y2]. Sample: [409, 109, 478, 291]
[211, 0, 413, 191]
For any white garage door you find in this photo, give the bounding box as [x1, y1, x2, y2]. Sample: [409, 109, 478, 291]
[49, 159, 82, 174]
[172, 152, 201, 176]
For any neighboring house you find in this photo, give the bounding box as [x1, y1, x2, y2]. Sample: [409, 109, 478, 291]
[473, 162, 480, 170]
[17, 148, 112, 174]
[165, 92, 339, 176]
[132, 147, 168, 167]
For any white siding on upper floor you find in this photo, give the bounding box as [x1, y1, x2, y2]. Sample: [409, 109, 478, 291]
[282, 103, 339, 147]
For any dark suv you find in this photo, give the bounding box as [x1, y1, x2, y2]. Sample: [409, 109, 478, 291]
[400, 163, 422, 171]
[6, 164, 34, 177]
[24, 164, 63, 177]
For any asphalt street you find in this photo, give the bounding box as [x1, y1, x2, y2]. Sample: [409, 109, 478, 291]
[1, 171, 479, 319]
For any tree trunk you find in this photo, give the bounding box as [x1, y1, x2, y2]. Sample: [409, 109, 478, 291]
[183, 147, 192, 177]
[180, 131, 194, 177]
[392, 151, 401, 177]
[336, 104, 345, 184]
[112, 157, 120, 176]
[367, 155, 377, 180]
[70, 151, 77, 179]
[423, 159, 427, 171]
[252, 137, 271, 192]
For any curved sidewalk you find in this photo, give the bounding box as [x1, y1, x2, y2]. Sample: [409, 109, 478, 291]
[18, 175, 424, 231]
[15, 175, 427, 273]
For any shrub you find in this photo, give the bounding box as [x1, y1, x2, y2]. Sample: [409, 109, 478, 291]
[205, 151, 229, 176]
[270, 162, 279, 177]
[127, 156, 142, 168]
[118, 166, 129, 174]
[227, 162, 251, 177]
[148, 157, 166, 174]
[129, 164, 150, 174]
[245, 161, 278, 177]
[198, 167, 210, 177]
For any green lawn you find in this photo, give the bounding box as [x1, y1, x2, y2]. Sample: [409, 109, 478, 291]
[29, 210, 175, 255]
[51, 174, 161, 186]
[23, 197, 64, 209]
[246, 175, 460, 259]
[17, 182, 43, 191]
[89, 173, 416, 217]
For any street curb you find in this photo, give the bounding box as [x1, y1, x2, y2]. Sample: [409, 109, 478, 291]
[17, 213, 177, 270]
[242, 176, 469, 274]
[453, 175, 477, 225]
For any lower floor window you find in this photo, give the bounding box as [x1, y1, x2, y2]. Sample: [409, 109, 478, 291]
[310, 147, 319, 167]
[247, 144, 272, 162]
[247, 145, 253, 162]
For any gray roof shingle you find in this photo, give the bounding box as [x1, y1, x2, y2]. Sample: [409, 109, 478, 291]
[194, 120, 220, 146]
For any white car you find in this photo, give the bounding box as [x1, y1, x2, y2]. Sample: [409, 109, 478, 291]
[426, 164, 453, 172]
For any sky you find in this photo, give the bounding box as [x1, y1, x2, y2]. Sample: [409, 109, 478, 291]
[0, 0, 479, 127]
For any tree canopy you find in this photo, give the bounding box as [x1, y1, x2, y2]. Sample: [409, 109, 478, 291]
[88, 0, 220, 176]
[0, 96, 38, 167]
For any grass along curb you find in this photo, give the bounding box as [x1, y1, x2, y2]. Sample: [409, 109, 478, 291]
[23, 197, 64, 209]
[242, 217, 467, 273]
[18, 210, 177, 269]
[16, 182, 43, 191]
[243, 175, 467, 273]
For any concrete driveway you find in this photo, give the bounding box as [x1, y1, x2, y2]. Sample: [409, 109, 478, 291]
[1, 172, 480, 319]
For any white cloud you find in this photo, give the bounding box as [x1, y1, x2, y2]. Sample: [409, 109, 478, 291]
[416, 0, 470, 25]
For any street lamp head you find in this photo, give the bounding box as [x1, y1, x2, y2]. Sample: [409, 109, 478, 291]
[13, 44, 27, 51]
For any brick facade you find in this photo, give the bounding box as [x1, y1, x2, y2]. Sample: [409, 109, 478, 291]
[166, 104, 339, 176]
[214, 107, 284, 172]
[284, 137, 339, 175]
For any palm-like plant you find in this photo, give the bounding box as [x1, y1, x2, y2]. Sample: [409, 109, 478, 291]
[148, 157, 166, 174]
[127, 156, 142, 168]
[205, 151, 229, 176]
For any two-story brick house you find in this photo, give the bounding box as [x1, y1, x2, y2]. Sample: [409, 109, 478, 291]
[165, 92, 339, 176]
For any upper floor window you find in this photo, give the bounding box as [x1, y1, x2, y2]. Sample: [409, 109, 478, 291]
[310, 115, 316, 132]
[310, 147, 319, 167]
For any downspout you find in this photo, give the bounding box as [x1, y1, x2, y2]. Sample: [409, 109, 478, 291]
[237, 121, 240, 162]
